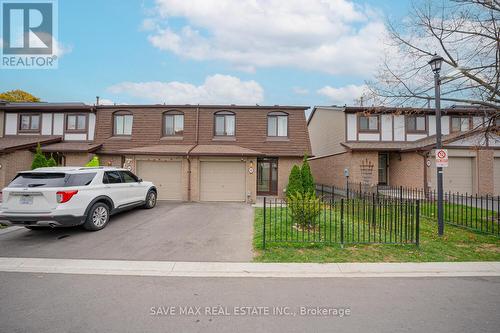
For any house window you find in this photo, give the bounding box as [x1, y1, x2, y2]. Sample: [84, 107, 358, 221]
[19, 114, 40, 132]
[66, 114, 87, 132]
[113, 112, 133, 136]
[163, 111, 184, 136]
[406, 115, 426, 133]
[267, 112, 288, 137]
[214, 111, 235, 136]
[359, 115, 379, 132]
[451, 116, 471, 133]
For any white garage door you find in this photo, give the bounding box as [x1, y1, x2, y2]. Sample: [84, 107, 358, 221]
[200, 161, 246, 202]
[494, 158, 500, 195]
[430, 156, 473, 194]
[136, 160, 183, 200]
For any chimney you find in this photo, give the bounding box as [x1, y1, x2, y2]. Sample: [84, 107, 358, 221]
[96, 96, 100, 106]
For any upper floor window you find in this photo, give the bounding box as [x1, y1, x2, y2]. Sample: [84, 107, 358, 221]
[113, 111, 133, 136]
[358, 115, 379, 132]
[214, 111, 235, 136]
[451, 116, 471, 133]
[66, 114, 87, 132]
[406, 115, 426, 133]
[267, 112, 288, 137]
[163, 111, 184, 136]
[19, 114, 40, 132]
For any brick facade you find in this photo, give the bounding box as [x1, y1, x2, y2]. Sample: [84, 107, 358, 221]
[388, 152, 425, 188]
[0, 150, 33, 188]
[64, 153, 93, 167]
[476, 149, 494, 195]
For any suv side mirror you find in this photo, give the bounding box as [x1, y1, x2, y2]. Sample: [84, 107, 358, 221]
[138, 178, 143, 183]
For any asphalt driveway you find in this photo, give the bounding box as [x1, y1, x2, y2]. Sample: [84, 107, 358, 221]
[0, 202, 254, 262]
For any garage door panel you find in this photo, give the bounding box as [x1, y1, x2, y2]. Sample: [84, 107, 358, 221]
[200, 161, 246, 202]
[430, 157, 473, 194]
[137, 161, 183, 200]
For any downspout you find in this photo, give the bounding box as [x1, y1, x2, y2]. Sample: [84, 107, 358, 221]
[187, 105, 200, 201]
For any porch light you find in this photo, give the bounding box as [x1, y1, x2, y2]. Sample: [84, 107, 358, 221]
[428, 54, 444, 73]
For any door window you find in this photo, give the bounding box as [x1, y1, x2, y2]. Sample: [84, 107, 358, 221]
[103, 171, 122, 184]
[120, 171, 139, 183]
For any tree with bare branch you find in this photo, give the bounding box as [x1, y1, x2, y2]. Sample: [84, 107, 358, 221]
[366, 0, 499, 127]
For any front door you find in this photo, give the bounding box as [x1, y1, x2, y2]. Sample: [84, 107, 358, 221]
[257, 158, 278, 196]
[378, 153, 388, 185]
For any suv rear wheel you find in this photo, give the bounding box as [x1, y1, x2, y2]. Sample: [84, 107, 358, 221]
[83, 202, 110, 231]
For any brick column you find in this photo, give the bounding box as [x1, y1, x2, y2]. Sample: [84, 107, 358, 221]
[476, 149, 494, 195]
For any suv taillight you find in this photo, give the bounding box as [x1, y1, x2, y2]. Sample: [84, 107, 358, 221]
[56, 190, 78, 203]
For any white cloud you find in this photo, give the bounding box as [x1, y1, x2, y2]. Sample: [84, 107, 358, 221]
[145, 0, 387, 75]
[53, 40, 72, 58]
[317, 84, 367, 105]
[107, 74, 264, 104]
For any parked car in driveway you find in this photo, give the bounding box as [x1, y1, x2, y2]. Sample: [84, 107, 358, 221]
[0, 167, 157, 231]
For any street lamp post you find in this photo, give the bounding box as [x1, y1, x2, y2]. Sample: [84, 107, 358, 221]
[429, 54, 444, 236]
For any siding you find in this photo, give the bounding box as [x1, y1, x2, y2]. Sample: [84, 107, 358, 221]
[307, 107, 346, 156]
[94, 106, 311, 157]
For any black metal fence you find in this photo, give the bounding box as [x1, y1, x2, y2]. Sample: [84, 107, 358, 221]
[315, 183, 500, 237]
[262, 196, 420, 248]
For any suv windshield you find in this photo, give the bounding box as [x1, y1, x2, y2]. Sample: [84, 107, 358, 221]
[8, 172, 97, 188]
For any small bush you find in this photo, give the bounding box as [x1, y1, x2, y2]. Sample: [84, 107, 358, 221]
[47, 154, 57, 167]
[85, 156, 100, 167]
[288, 191, 323, 229]
[286, 165, 303, 198]
[301, 155, 315, 195]
[31, 143, 48, 170]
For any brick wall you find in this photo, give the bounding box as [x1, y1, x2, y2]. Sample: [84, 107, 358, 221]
[0, 150, 33, 188]
[309, 152, 350, 188]
[98, 154, 123, 167]
[476, 149, 494, 195]
[389, 152, 425, 188]
[348, 152, 379, 186]
[277, 157, 303, 197]
[64, 153, 93, 167]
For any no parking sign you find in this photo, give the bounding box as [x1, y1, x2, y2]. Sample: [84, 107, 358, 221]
[435, 149, 448, 167]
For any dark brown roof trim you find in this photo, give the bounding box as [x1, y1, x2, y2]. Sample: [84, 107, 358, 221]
[0, 137, 62, 154]
[344, 106, 496, 115]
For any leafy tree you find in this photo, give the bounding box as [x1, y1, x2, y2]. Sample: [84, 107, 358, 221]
[85, 156, 100, 167]
[0, 89, 40, 102]
[288, 191, 323, 228]
[301, 155, 315, 195]
[31, 143, 48, 170]
[286, 165, 303, 198]
[47, 154, 57, 167]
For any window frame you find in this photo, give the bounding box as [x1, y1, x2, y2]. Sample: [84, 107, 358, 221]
[358, 114, 380, 133]
[213, 111, 236, 137]
[162, 110, 184, 137]
[113, 111, 133, 136]
[65, 113, 88, 133]
[450, 116, 472, 133]
[405, 115, 427, 134]
[18, 113, 41, 133]
[267, 111, 289, 137]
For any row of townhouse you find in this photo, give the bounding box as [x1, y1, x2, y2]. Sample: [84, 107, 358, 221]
[0, 101, 311, 203]
[307, 106, 500, 195]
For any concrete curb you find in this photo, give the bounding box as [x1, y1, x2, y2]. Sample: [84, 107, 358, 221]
[0, 257, 499, 278]
[0, 226, 23, 236]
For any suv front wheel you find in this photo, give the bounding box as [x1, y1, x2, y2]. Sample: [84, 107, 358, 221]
[144, 190, 157, 209]
[83, 202, 110, 231]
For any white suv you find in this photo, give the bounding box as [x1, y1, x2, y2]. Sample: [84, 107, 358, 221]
[0, 167, 157, 231]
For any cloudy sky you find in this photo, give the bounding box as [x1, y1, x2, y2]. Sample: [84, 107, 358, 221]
[1, 0, 411, 107]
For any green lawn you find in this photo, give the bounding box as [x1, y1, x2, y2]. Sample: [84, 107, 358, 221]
[253, 207, 500, 263]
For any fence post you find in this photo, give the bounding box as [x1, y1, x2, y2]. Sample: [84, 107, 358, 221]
[416, 200, 420, 247]
[346, 182, 350, 200]
[340, 198, 345, 247]
[263, 197, 266, 250]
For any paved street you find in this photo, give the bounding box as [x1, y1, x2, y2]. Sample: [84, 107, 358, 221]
[0, 202, 254, 262]
[1, 272, 499, 333]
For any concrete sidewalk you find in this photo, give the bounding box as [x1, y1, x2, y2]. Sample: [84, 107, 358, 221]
[1, 257, 499, 278]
